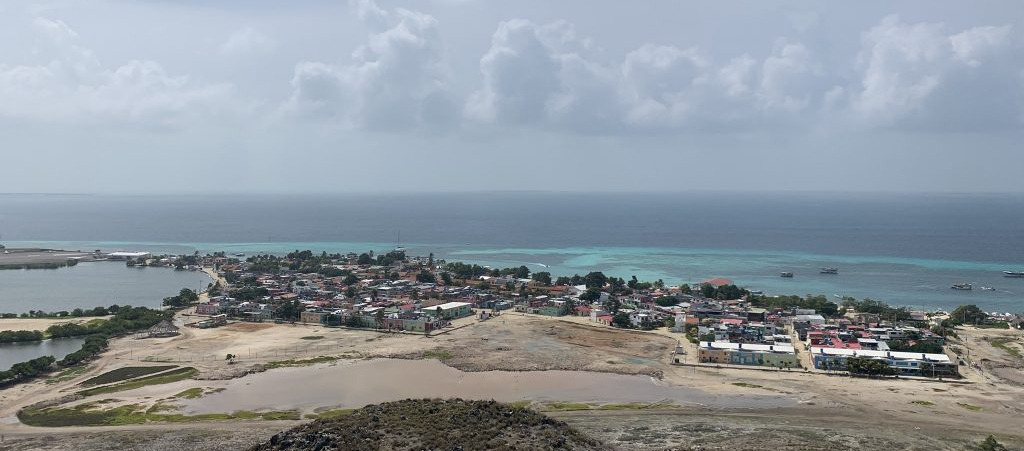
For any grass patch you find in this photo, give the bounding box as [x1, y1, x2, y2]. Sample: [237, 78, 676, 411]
[18, 404, 301, 427]
[262, 356, 338, 370]
[78, 367, 197, 396]
[422, 350, 452, 361]
[732, 382, 778, 392]
[536, 401, 678, 412]
[305, 408, 355, 420]
[543, 402, 593, 411]
[46, 365, 91, 385]
[598, 402, 678, 411]
[990, 338, 1022, 359]
[80, 365, 177, 386]
[300, 335, 324, 340]
[957, 402, 982, 411]
[174, 388, 204, 399]
[508, 400, 533, 409]
[910, 400, 935, 406]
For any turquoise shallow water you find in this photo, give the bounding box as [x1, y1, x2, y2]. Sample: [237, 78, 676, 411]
[9, 240, 1023, 313]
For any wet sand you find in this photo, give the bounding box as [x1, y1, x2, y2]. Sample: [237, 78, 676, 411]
[180, 359, 797, 414]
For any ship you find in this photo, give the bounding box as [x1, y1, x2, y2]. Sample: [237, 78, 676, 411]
[1003, 270, 1024, 278]
[951, 283, 973, 290]
[819, 267, 838, 274]
[780, 272, 794, 278]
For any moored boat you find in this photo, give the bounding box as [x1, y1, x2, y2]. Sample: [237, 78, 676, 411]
[819, 267, 838, 274]
[780, 272, 794, 278]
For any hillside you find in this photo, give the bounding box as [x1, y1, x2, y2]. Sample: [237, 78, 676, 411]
[250, 398, 611, 451]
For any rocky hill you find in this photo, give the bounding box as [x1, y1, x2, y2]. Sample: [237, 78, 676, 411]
[250, 398, 611, 451]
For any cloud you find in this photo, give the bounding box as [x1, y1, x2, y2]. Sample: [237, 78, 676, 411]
[847, 15, 1020, 130]
[220, 27, 277, 55]
[465, 19, 621, 130]
[468, 19, 827, 131]
[283, 0, 456, 130]
[0, 17, 236, 127]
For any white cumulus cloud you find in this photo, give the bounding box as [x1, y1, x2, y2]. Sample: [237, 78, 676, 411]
[284, 0, 455, 130]
[0, 17, 236, 127]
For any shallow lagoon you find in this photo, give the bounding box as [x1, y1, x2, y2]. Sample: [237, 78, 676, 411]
[180, 359, 796, 414]
[0, 261, 211, 314]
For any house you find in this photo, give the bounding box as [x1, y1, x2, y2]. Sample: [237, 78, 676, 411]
[195, 303, 221, 315]
[809, 347, 958, 378]
[421, 301, 472, 320]
[697, 341, 799, 368]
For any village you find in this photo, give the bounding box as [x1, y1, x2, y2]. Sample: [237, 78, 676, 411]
[2, 248, 1023, 451]
[175, 249, 1017, 380]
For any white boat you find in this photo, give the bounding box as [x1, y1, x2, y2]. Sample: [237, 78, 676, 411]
[1003, 271, 1024, 278]
[820, 267, 838, 274]
[951, 283, 972, 291]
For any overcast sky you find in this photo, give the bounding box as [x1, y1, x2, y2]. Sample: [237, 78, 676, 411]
[1, 0, 1022, 193]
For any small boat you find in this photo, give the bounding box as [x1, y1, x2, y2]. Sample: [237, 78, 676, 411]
[951, 283, 972, 291]
[820, 267, 838, 274]
[234, 253, 245, 257]
[1003, 271, 1024, 278]
[780, 272, 794, 278]
[980, 286, 996, 291]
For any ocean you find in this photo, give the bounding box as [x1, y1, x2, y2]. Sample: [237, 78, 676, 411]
[1, 192, 1022, 313]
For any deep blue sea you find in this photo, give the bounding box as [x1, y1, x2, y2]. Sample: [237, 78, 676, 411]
[1, 192, 1022, 313]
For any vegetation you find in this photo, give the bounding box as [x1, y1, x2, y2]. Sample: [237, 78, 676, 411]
[0, 329, 44, 343]
[421, 350, 453, 361]
[698, 283, 749, 300]
[304, 408, 355, 420]
[887, 339, 943, 354]
[262, 356, 339, 370]
[250, 399, 609, 451]
[0, 259, 79, 270]
[79, 365, 178, 386]
[162, 288, 199, 307]
[45, 364, 91, 385]
[748, 294, 839, 317]
[0, 356, 57, 387]
[531, 271, 551, 285]
[910, 400, 935, 406]
[18, 402, 302, 427]
[78, 367, 197, 396]
[946, 304, 987, 326]
[1, 306, 111, 319]
[845, 357, 895, 377]
[654, 296, 679, 307]
[978, 435, 1008, 451]
[416, 270, 436, 283]
[990, 338, 1022, 359]
[611, 312, 631, 328]
[957, 402, 982, 411]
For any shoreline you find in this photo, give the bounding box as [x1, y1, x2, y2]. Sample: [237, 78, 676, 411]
[5, 241, 1022, 313]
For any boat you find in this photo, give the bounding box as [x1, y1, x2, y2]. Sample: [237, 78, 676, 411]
[951, 283, 972, 291]
[234, 253, 245, 257]
[780, 272, 794, 278]
[819, 267, 838, 274]
[980, 286, 996, 291]
[1003, 271, 1024, 278]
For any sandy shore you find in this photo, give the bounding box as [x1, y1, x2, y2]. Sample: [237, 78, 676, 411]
[0, 317, 108, 333]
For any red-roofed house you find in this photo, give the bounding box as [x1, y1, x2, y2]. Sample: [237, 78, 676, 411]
[701, 278, 734, 287]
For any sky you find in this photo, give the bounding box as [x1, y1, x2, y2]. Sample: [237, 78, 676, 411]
[0, 0, 1022, 194]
